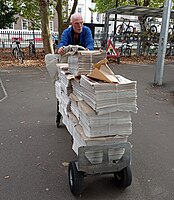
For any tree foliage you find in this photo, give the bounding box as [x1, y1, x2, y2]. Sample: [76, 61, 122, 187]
[2, 0, 78, 53]
[55, 0, 78, 39]
[0, 1, 17, 29]
[95, 0, 164, 13]
[8, 0, 54, 53]
[12, 0, 41, 30]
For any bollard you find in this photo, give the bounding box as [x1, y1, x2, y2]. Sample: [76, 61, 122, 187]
[2, 41, 5, 48]
[117, 57, 120, 64]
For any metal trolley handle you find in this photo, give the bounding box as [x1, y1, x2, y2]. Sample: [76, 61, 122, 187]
[63, 45, 86, 53]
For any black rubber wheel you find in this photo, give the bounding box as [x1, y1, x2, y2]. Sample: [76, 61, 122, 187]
[18, 51, 24, 64]
[56, 114, 60, 128]
[68, 161, 84, 196]
[124, 48, 131, 57]
[56, 121, 60, 128]
[114, 165, 132, 188]
[12, 47, 18, 58]
[56, 112, 61, 128]
[118, 47, 122, 57]
[166, 47, 171, 56]
[150, 25, 157, 34]
[168, 28, 173, 35]
[116, 25, 124, 35]
[29, 44, 36, 57]
[148, 45, 158, 56]
[126, 25, 134, 34]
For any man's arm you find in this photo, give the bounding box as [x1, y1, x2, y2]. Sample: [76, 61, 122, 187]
[58, 29, 71, 48]
[84, 26, 94, 50]
[57, 29, 70, 55]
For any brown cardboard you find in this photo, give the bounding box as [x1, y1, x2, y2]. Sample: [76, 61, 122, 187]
[92, 58, 108, 69]
[87, 58, 119, 83]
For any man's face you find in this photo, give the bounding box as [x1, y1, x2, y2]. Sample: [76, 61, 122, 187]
[71, 17, 83, 34]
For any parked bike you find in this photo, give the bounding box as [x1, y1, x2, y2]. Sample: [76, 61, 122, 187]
[146, 42, 159, 56]
[166, 42, 174, 56]
[28, 39, 36, 57]
[11, 38, 24, 63]
[118, 42, 133, 57]
[116, 18, 135, 36]
[140, 17, 159, 35]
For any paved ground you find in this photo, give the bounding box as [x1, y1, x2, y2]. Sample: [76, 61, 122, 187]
[0, 62, 174, 200]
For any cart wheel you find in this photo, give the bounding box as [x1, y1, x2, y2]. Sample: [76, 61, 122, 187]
[68, 161, 84, 196]
[56, 113, 61, 128]
[114, 165, 132, 188]
[56, 118, 60, 128]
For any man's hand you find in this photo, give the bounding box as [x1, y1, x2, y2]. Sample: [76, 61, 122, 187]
[57, 46, 65, 55]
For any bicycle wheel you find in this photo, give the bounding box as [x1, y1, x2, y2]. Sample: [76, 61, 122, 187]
[18, 51, 24, 64]
[118, 47, 123, 57]
[116, 25, 124, 35]
[168, 28, 173, 35]
[124, 48, 131, 57]
[12, 47, 18, 58]
[126, 25, 134, 34]
[148, 44, 158, 56]
[166, 46, 171, 56]
[150, 25, 157, 34]
[29, 44, 36, 56]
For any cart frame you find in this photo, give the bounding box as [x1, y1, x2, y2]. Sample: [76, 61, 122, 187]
[77, 142, 131, 174]
[68, 142, 132, 196]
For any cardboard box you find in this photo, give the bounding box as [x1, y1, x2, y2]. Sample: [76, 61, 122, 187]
[88, 58, 119, 83]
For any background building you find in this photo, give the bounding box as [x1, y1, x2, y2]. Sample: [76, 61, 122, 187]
[2, 1, 102, 32]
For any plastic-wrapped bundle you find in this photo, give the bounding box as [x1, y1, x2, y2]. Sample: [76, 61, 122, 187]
[68, 51, 105, 76]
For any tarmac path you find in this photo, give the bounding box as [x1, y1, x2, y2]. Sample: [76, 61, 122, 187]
[0, 63, 174, 200]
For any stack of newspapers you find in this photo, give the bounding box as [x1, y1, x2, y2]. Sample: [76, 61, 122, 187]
[79, 75, 138, 115]
[68, 51, 104, 76]
[55, 57, 137, 164]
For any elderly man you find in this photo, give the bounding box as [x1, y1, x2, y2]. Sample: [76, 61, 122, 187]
[45, 13, 94, 127]
[54, 13, 94, 127]
[58, 12, 94, 55]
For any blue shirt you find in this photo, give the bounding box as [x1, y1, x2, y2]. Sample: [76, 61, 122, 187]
[58, 26, 94, 50]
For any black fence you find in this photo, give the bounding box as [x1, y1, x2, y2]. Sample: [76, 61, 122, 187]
[0, 29, 105, 49]
[0, 30, 58, 49]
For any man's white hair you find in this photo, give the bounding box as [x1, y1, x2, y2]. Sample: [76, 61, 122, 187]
[70, 13, 83, 22]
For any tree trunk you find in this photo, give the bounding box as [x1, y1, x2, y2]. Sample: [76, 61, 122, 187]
[56, 0, 63, 40]
[56, 0, 78, 40]
[39, 0, 53, 54]
[143, 0, 150, 6]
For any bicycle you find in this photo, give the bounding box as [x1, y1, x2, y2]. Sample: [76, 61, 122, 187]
[139, 16, 158, 34]
[116, 18, 135, 36]
[167, 23, 174, 35]
[166, 42, 174, 56]
[146, 41, 159, 56]
[11, 38, 24, 63]
[145, 18, 158, 34]
[28, 39, 36, 57]
[118, 42, 133, 57]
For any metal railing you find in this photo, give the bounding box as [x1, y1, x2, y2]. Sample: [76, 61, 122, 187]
[0, 29, 58, 49]
[0, 29, 106, 49]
